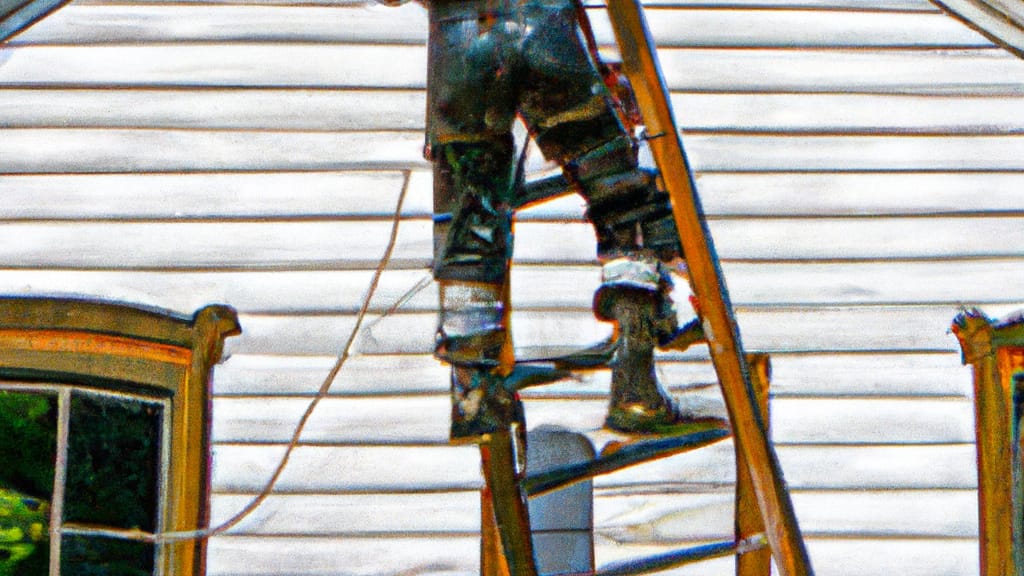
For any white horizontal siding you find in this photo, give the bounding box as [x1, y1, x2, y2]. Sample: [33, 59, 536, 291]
[6, 4, 988, 47]
[2, 45, 1024, 93]
[1, 218, 1023, 271]
[206, 352, 972, 398]
[0, 261, 1018, 315]
[202, 536, 978, 576]
[2, 1, 1020, 575]
[208, 394, 976, 445]
[209, 441, 979, 493]
[6, 90, 1024, 134]
[214, 304, 1023, 357]
[2, 171, 1022, 219]
[204, 488, 977, 539]
[7, 130, 1024, 173]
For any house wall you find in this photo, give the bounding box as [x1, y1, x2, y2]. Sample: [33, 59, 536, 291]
[1, 0, 1024, 574]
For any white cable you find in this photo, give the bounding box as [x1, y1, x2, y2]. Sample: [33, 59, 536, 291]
[141, 171, 412, 544]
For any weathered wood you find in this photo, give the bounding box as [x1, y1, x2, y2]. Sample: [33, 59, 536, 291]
[209, 492, 481, 535]
[8, 4, 985, 48]
[207, 394, 975, 445]
[593, 489, 978, 542]
[521, 396, 975, 445]
[0, 262, 1016, 322]
[223, 304, 1024, 357]
[3, 46, 1024, 93]
[520, 428, 730, 497]
[0, 129, 426, 173]
[208, 442, 977, 492]
[0, 171, 422, 218]
[0, 89, 429, 131]
[0, 220, 433, 270]
[1, 219, 1024, 271]
[6, 130, 1024, 173]
[591, 538, 978, 576]
[8, 90, 1024, 135]
[669, 94, 1024, 134]
[930, 0, 1024, 59]
[0, 299, 239, 575]
[952, 310, 1024, 576]
[201, 535, 977, 576]
[436, 171, 1024, 219]
[480, 429, 538, 576]
[0, 44, 429, 87]
[5, 171, 1024, 220]
[0, 1, 1014, 572]
[209, 444, 484, 493]
[205, 535, 480, 576]
[208, 352, 970, 398]
[736, 354, 771, 576]
[637, 0, 937, 8]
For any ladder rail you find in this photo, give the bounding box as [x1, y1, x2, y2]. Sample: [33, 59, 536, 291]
[601, 3, 814, 575]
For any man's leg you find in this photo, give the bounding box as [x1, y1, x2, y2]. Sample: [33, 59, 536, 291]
[426, 7, 523, 443]
[517, 0, 702, 433]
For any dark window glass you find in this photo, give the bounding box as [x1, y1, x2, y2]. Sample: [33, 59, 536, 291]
[61, 534, 154, 576]
[64, 392, 162, 533]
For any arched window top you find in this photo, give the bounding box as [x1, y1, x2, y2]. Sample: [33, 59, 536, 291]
[0, 297, 240, 576]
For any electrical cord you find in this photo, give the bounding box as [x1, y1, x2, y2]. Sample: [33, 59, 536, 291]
[135, 171, 412, 544]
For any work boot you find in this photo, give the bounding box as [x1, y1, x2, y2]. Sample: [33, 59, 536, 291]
[602, 286, 686, 434]
[595, 263, 712, 435]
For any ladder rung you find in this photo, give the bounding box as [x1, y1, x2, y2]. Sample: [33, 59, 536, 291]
[548, 534, 768, 576]
[522, 427, 729, 498]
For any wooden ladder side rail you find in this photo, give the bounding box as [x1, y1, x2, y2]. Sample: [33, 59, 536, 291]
[481, 428, 539, 576]
[737, 353, 774, 576]
[953, 309, 1024, 576]
[602, 4, 813, 576]
[480, 354, 776, 576]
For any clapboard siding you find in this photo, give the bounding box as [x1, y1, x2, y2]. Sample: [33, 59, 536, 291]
[7, 4, 988, 47]
[3, 46, 1024, 93]
[1, 218, 1022, 270]
[204, 488, 977, 538]
[203, 536, 978, 576]
[209, 395, 975, 445]
[590, 539, 978, 576]
[2, 1, 1021, 575]
[0, 261, 1018, 315]
[0, 171, 425, 218]
[205, 535, 481, 576]
[209, 492, 482, 535]
[6, 90, 1024, 134]
[6, 131, 1024, 172]
[210, 441, 978, 492]
[222, 304, 1022, 356]
[2, 171, 1022, 219]
[209, 352, 971, 397]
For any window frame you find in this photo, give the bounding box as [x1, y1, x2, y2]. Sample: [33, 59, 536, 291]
[0, 297, 239, 576]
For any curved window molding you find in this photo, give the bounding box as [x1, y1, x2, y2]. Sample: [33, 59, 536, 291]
[0, 297, 239, 576]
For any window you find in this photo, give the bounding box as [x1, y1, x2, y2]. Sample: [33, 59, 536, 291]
[0, 298, 239, 576]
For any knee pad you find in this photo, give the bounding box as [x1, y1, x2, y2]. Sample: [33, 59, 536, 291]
[565, 138, 682, 260]
[593, 257, 679, 344]
[434, 282, 508, 368]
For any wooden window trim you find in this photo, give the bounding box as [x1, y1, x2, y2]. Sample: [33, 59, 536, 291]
[0, 297, 240, 576]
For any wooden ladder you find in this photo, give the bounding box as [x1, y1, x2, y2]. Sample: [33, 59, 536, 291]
[476, 2, 815, 575]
